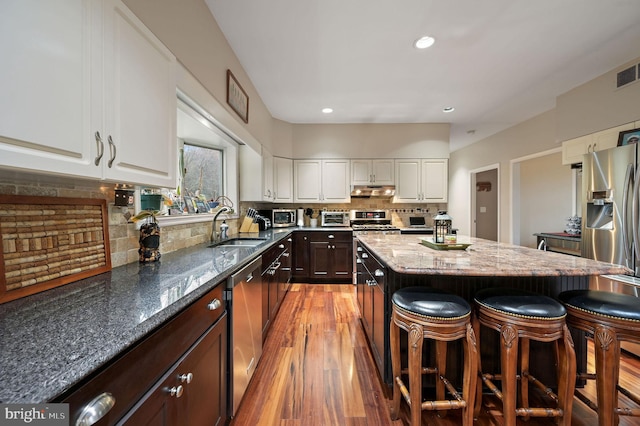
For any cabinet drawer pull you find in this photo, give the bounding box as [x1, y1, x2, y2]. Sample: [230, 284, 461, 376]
[107, 135, 116, 168]
[168, 385, 184, 398]
[76, 392, 115, 426]
[328, 234, 335, 239]
[94, 131, 104, 166]
[179, 372, 193, 384]
[282, 252, 290, 257]
[362, 253, 369, 258]
[279, 244, 285, 249]
[207, 298, 222, 311]
[374, 269, 384, 277]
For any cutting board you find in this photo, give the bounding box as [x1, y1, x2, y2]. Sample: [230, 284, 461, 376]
[0, 195, 112, 304]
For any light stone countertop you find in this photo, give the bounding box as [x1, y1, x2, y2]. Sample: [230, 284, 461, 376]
[356, 234, 630, 276]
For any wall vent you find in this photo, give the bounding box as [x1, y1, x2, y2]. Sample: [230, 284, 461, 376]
[616, 65, 637, 88]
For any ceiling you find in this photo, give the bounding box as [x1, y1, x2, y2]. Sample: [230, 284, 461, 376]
[204, 0, 640, 152]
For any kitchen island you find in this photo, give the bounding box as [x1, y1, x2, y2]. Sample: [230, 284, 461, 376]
[354, 234, 630, 387]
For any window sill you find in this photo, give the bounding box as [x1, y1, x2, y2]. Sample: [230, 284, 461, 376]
[155, 212, 237, 227]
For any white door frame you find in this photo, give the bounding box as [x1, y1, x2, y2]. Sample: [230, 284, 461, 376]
[470, 163, 500, 240]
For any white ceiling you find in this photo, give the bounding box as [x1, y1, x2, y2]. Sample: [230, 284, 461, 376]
[204, 0, 640, 152]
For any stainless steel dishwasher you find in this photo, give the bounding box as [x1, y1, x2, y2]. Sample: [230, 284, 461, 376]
[227, 256, 262, 417]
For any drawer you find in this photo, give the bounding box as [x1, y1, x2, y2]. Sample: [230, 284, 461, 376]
[307, 231, 353, 243]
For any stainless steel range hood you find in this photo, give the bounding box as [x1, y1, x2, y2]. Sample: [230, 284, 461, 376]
[350, 185, 396, 198]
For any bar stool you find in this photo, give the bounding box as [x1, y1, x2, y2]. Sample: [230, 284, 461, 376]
[473, 288, 576, 426]
[558, 289, 640, 426]
[389, 286, 478, 426]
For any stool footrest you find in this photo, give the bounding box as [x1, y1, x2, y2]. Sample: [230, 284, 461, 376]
[481, 372, 562, 417]
[575, 375, 640, 419]
[395, 374, 466, 411]
[515, 407, 564, 418]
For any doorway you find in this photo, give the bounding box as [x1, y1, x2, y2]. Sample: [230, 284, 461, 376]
[471, 166, 499, 241]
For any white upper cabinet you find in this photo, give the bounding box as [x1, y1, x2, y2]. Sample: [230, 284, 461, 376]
[262, 149, 274, 201]
[0, 0, 102, 179]
[0, 0, 177, 188]
[294, 159, 350, 203]
[394, 159, 448, 203]
[350, 159, 394, 185]
[322, 159, 351, 202]
[273, 156, 293, 203]
[561, 123, 635, 165]
[102, 0, 177, 187]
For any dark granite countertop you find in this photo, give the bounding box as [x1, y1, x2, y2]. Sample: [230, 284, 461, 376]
[0, 228, 294, 404]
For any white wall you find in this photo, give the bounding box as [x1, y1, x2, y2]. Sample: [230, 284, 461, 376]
[291, 123, 450, 159]
[517, 151, 572, 247]
[449, 110, 558, 240]
[556, 57, 640, 141]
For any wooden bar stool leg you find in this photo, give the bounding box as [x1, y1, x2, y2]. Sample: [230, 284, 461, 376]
[472, 313, 484, 419]
[594, 325, 620, 426]
[556, 324, 576, 426]
[435, 339, 448, 417]
[519, 337, 530, 420]
[390, 313, 401, 420]
[500, 324, 519, 426]
[463, 323, 478, 426]
[409, 323, 425, 426]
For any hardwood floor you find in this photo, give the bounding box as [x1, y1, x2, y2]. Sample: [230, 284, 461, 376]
[230, 284, 640, 426]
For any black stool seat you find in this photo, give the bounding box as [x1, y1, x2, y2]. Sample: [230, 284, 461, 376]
[559, 289, 640, 321]
[392, 286, 471, 318]
[474, 288, 566, 318]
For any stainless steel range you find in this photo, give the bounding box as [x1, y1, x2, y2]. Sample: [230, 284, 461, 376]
[350, 210, 400, 235]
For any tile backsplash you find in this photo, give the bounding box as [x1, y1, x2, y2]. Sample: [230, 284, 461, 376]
[0, 171, 445, 268]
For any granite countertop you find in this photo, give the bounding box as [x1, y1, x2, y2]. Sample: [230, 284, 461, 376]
[0, 229, 293, 404]
[356, 234, 630, 276]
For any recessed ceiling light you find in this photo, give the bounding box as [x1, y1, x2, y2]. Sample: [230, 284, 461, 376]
[414, 36, 435, 49]
[443, 107, 455, 113]
[322, 107, 333, 114]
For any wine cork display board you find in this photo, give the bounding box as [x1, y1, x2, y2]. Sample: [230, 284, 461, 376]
[0, 195, 111, 304]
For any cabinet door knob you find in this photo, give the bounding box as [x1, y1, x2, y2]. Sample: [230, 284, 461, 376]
[94, 131, 104, 166]
[362, 253, 369, 258]
[207, 298, 222, 311]
[279, 244, 285, 248]
[76, 392, 115, 426]
[179, 372, 193, 384]
[107, 135, 116, 168]
[168, 385, 184, 398]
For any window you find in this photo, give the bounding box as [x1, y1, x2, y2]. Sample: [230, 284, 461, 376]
[181, 143, 223, 204]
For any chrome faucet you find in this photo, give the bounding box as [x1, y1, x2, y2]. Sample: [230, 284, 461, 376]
[210, 206, 231, 243]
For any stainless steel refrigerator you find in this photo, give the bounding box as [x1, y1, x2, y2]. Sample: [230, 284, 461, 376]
[582, 143, 640, 356]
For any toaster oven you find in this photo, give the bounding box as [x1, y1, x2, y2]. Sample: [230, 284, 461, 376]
[320, 211, 350, 227]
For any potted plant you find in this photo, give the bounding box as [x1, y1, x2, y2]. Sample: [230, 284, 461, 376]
[131, 210, 161, 263]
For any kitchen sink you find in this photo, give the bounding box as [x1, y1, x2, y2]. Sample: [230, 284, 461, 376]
[208, 237, 268, 248]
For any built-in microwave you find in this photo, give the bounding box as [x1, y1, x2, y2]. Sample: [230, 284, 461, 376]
[268, 209, 297, 227]
[320, 211, 350, 227]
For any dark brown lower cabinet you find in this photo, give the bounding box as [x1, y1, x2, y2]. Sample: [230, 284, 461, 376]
[307, 231, 353, 283]
[119, 312, 227, 425]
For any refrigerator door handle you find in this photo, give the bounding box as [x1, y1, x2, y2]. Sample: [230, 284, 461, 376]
[632, 164, 640, 267]
[623, 163, 634, 266]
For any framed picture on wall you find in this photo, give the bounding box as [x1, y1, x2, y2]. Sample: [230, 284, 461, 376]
[617, 128, 640, 146]
[227, 69, 249, 123]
